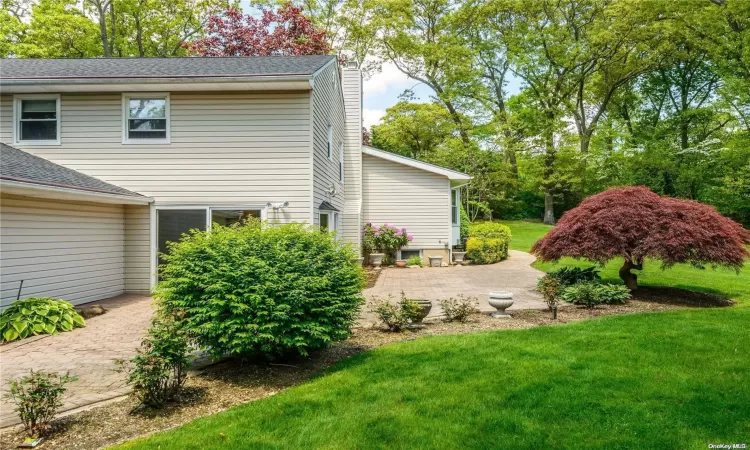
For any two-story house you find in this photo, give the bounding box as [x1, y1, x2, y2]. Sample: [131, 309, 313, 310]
[0, 56, 470, 308]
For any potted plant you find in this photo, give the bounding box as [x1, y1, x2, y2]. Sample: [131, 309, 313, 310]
[362, 223, 384, 267]
[395, 259, 408, 268]
[452, 245, 466, 264]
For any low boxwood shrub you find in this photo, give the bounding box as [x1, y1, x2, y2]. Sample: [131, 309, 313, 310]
[560, 282, 631, 308]
[5, 370, 77, 437]
[371, 293, 422, 331]
[156, 221, 365, 359]
[549, 266, 601, 286]
[465, 223, 511, 264]
[0, 297, 85, 342]
[439, 295, 478, 322]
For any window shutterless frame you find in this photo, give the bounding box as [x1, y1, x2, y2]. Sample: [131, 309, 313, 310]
[327, 124, 333, 160]
[122, 93, 171, 144]
[339, 141, 344, 183]
[13, 94, 61, 146]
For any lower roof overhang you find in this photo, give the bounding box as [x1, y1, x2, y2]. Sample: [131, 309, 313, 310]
[0, 179, 153, 205]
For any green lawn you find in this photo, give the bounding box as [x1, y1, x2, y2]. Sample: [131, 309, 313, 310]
[118, 221, 750, 450]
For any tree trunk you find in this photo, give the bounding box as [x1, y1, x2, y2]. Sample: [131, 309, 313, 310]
[543, 193, 555, 225]
[619, 260, 640, 290]
[97, 5, 110, 57]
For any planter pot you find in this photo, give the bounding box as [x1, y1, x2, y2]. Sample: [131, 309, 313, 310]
[453, 251, 466, 264]
[354, 257, 365, 267]
[395, 259, 408, 268]
[369, 253, 384, 268]
[428, 256, 443, 267]
[413, 300, 432, 322]
[488, 291, 514, 318]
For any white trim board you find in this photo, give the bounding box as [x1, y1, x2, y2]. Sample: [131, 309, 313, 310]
[362, 146, 472, 181]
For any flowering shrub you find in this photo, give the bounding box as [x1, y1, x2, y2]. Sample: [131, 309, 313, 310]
[362, 223, 413, 264]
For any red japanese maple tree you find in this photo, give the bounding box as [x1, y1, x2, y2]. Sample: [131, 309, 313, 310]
[184, 3, 331, 57]
[532, 187, 750, 289]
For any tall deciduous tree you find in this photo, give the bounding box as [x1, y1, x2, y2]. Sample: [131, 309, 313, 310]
[185, 4, 331, 56]
[370, 101, 455, 160]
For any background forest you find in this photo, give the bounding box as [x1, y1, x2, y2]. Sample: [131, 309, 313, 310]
[2, 0, 748, 225]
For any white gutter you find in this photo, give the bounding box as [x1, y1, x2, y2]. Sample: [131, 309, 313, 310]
[0, 179, 153, 205]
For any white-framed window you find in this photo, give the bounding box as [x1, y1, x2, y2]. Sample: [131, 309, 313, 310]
[122, 93, 170, 144]
[399, 249, 422, 260]
[319, 211, 339, 234]
[339, 142, 344, 183]
[13, 94, 61, 145]
[452, 189, 459, 225]
[327, 124, 333, 159]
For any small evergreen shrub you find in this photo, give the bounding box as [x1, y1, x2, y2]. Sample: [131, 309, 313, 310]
[459, 203, 470, 246]
[465, 222, 511, 264]
[439, 295, 478, 322]
[4, 370, 76, 437]
[156, 221, 365, 359]
[116, 311, 192, 409]
[560, 282, 631, 308]
[406, 256, 423, 266]
[549, 266, 601, 286]
[0, 297, 85, 342]
[371, 294, 422, 331]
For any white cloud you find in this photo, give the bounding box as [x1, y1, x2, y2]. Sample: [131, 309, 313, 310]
[363, 62, 418, 100]
[362, 108, 385, 129]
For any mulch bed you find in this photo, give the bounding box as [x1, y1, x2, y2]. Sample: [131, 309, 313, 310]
[0, 288, 733, 450]
[364, 268, 381, 288]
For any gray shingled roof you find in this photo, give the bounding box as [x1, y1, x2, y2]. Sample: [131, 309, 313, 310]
[0, 56, 336, 80]
[318, 201, 339, 212]
[0, 143, 145, 198]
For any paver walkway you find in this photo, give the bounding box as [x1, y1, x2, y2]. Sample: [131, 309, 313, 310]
[0, 294, 153, 428]
[362, 250, 547, 319]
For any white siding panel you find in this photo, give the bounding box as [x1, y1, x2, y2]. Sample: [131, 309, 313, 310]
[362, 154, 451, 250]
[341, 67, 363, 252]
[124, 205, 150, 293]
[0, 194, 125, 308]
[0, 92, 313, 222]
[311, 63, 346, 226]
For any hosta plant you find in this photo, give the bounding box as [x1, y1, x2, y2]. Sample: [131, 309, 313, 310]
[0, 298, 85, 342]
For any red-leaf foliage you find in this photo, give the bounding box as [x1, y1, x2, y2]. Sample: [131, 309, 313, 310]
[184, 3, 331, 57]
[532, 186, 750, 270]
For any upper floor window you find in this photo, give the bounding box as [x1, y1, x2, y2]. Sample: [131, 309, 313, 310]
[14, 95, 61, 145]
[327, 124, 333, 159]
[452, 189, 459, 225]
[339, 142, 344, 183]
[123, 93, 170, 144]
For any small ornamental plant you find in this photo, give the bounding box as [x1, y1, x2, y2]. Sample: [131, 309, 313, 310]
[5, 370, 77, 438]
[371, 293, 423, 331]
[537, 275, 563, 317]
[0, 297, 85, 342]
[406, 256, 423, 267]
[439, 295, 478, 322]
[363, 223, 413, 265]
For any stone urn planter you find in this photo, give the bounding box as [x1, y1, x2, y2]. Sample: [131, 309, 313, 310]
[369, 253, 384, 268]
[453, 251, 466, 264]
[488, 291, 514, 318]
[354, 257, 365, 266]
[395, 259, 408, 268]
[413, 300, 432, 322]
[428, 256, 443, 267]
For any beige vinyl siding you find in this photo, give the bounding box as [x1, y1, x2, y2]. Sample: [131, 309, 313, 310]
[341, 67, 363, 252]
[0, 194, 125, 307]
[311, 62, 346, 228]
[362, 154, 451, 250]
[0, 92, 312, 223]
[124, 205, 150, 292]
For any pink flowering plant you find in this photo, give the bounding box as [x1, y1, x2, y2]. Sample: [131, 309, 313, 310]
[362, 223, 413, 264]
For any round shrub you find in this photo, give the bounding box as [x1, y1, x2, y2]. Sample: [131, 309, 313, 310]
[155, 221, 365, 359]
[465, 222, 512, 264]
[0, 297, 85, 342]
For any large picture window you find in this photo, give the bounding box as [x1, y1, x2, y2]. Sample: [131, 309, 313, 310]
[14, 95, 61, 145]
[123, 94, 170, 144]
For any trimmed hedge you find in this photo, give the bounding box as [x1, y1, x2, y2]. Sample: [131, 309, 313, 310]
[465, 222, 511, 264]
[155, 221, 365, 359]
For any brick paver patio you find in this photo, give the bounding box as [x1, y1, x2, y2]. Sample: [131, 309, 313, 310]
[362, 250, 547, 318]
[0, 251, 546, 428]
[0, 294, 153, 428]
